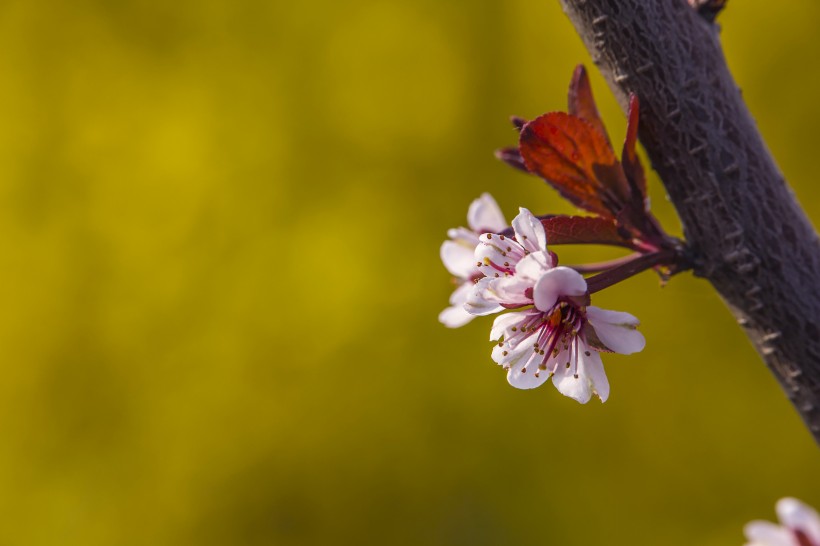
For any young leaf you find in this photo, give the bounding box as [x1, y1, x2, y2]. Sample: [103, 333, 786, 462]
[519, 112, 631, 218]
[621, 94, 648, 211]
[568, 65, 611, 147]
[494, 147, 528, 172]
[541, 215, 633, 247]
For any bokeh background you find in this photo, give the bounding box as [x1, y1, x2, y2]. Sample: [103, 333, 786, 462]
[0, 0, 817, 544]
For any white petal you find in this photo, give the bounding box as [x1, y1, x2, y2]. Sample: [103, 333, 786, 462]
[551, 344, 609, 403]
[439, 283, 477, 328]
[490, 276, 533, 306]
[515, 251, 553, 282]
[552, 371, 591, 403]
[586, 306, 646, 355]
[507, 355, 551, 389]
[467, 193, 507, 233]
[464, 278, 505, 316]
[777, 498, 820, 544]
[533, 267, 587, 312]
[474, 234, 524, 274]
[447, 227, 480, 247]
[490, 311, 529, 341]
[512, 207, 548, 254]
[492, 332, 533, 367]
[441, 240, 477, 279]
[439, 305, 475, 328]
[448, 280, 472, 306]
[743, 521, 796, 546]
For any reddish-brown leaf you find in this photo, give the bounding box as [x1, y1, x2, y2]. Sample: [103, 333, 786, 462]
[621, 94, 648, 211]
[540, 215, 632, 247]
[494, 147, 528, 172]
[568, 65, 611, 147]
[519, 112, 631, 218]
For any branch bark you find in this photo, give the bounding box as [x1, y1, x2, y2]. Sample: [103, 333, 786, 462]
[557, 0, 820, 443]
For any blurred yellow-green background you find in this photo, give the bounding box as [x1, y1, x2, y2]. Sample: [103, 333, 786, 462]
[0, 1, 817, 544]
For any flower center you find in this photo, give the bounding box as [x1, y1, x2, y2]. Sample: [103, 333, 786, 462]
[513, 301, 587, 377]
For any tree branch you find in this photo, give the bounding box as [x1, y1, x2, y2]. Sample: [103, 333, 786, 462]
[557, 0, 820, 443]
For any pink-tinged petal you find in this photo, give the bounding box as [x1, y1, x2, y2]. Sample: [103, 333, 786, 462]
[533, 266, 587, 312]
[492, 332, 534, 368]
[441, 240, 477, 279]
[491, 276, 533, 306]
[743, 521, 796, 546]
[512, 207, 548, 254]
[475, 234, 524, 274]
[777, 498, 820, 544]
[515, 251, 554, 282]
[507, 353, 551, 389]
[438, 305, 474, 328]
[468, 193, 507, 233]
[447, 227, 480, 247]
[490, 311, 529, 341]
[581, 346, 610, 402]
[440, 283, 482, 327]
[465, 278, 505, 316]
[552, 347, 608, 403]
[586, 306, 645, 355]
[551, 359, 591, 404]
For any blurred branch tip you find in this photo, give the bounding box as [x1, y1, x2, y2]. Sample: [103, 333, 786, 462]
[559, 0, 820, 444]
[687, 0, 728, 23]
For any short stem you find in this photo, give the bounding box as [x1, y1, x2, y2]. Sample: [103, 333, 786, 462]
[568, 253, 641, 274]
[585, 248, 681, 294]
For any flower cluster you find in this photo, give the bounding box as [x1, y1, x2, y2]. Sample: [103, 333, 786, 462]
[439, 65, 683, 403]
[745, 498, 820, 546]
[440, 198, 644, 403]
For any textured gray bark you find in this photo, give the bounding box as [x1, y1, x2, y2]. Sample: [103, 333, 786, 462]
[557, 0, 820, 443]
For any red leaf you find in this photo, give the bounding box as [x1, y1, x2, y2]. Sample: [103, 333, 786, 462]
[568, 65, 611, 147]
[519, 112, 631, 218]
[621, 94, 648, 211]
[540, 215, 632, 247]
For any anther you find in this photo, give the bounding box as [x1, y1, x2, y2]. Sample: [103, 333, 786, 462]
[486, 234, 492, 239]
[521, 367, 527, 374]
[499, 235, 505, 240]
[565, 362, 570, 368]
[573, 374, 579, 379]
[502, 351, 508, 356]
[585, 351, 591, 356]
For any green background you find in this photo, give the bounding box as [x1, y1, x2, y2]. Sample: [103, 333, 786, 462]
[0, 0, 817, 544]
